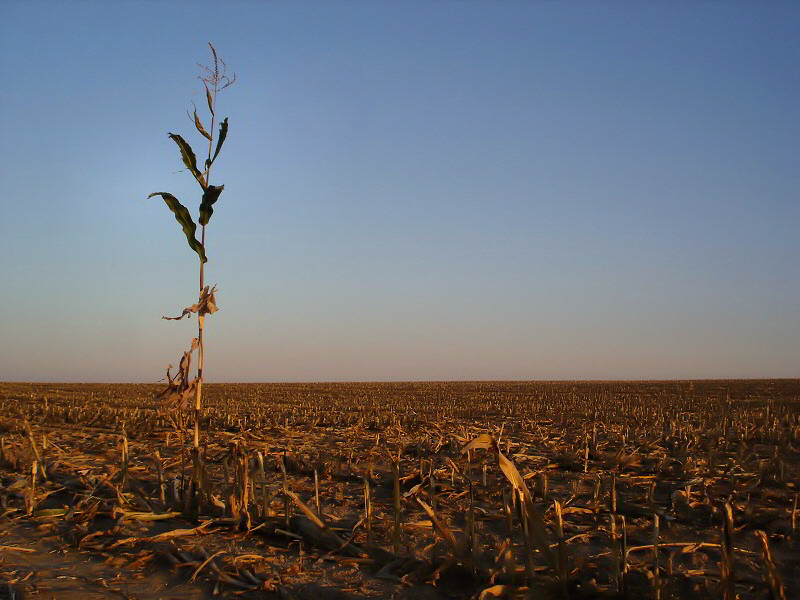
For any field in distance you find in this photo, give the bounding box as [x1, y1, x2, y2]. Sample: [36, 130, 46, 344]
[0, 380, 798, 599]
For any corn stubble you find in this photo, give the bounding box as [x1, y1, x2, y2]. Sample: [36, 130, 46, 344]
[0, 380, 797, 598]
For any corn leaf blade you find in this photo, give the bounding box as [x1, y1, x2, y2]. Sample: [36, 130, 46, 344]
[210, 117, 228, 165]
[205, 84, 214, 115]
[168, 133, 206, 189]
[148, 192, 207, 263]
[199, 184, 223, 226]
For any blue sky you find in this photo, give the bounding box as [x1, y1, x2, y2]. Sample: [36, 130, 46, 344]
[1, 1, 798, 382]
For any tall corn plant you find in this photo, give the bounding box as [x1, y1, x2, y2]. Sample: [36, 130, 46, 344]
[147, 44, 235, 512]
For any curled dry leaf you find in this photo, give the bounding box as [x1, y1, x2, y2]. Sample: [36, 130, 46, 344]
[163, 286, 219, 320]
[193, 106, 212, 141]
[157, 337, 201, 411]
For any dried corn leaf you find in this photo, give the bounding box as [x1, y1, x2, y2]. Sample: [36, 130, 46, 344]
[479, 585, 520, 599]
[164, 286, 219, 320]
[113, 508, 181, 521]
[464, 434, 555, 570]
[107, 524, 209, 549]
[284, 489, 351, 552]
[417, 497, 471, 567]
[462, 434, 494, 453]
[193, 106, 212, 141]
[157, 338, 201, 411]
[33, 507, 69, 518]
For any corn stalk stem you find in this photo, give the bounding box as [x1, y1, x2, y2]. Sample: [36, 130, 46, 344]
[194, 75, 219, 451]
[195, 236, 204, 451]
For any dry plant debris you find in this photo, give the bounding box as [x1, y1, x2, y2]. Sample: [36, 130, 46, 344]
[0, 379, 798, 599]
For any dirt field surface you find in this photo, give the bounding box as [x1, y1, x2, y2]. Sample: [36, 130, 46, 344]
[0, 380, 798, 599]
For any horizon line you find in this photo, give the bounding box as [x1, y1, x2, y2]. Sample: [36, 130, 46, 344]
[4, 377, 798, 386]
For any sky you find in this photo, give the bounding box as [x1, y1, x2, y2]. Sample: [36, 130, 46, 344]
[1, 1, 798, 382]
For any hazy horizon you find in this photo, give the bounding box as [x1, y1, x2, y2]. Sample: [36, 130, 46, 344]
[2, 378, 798, 386]
[2, 2, 798, 383]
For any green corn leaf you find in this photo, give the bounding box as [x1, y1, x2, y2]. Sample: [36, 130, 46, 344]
[148, 192, 207, 263]
[210, 117, 228, 165]
[168, 133, 206, 189]
[193, 108, 212, 141]
[205, 83, 214, 116]
[199, 184, 224, 226]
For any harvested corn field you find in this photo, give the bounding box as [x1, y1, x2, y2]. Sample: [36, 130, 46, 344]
[0, 380, 798, 599]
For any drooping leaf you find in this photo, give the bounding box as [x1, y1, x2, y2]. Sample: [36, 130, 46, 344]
[193, 107, 212, 141]
[163, 286, 219, 320]
[199, 184, 223, 226]
[462, 434, 494, 453]
[205, 83, 214, 115]
[495, 449, 555, 568]
[210, 117, 228, 165]
[168, 133, 206, 189]
[148, 192, 207, 263]
[463, 434, 556, 570]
